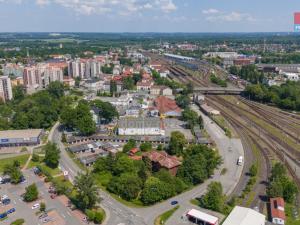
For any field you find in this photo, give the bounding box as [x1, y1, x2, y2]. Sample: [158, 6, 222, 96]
[0, 154, 30, 173]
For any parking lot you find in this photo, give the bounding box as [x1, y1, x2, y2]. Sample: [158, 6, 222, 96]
[0, 169, 83, 225]
[164, 118, 194, 139]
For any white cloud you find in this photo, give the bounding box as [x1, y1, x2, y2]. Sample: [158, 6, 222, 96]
[202, 9, 256, 22]
[202, 8, 219, 15]
[32, 0, 177, 15]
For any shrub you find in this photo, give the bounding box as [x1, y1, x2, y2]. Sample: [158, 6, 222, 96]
[11, 219, 25, 225]
[31, 154, 40, 162]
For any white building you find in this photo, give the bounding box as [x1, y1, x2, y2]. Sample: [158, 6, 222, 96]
[281, 72, 299, 81]
[68, 58, 103, 79]
[118, 117, 165, 136]
[222, 206, 265, 225]
[0, 76, 13, 102]
[204, 52, 239, 59]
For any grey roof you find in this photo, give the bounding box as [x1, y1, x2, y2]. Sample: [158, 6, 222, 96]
[79, 154, 103, 165]
[118, 117, 161, 129]
[68, 141, 102, 153]
[0, 129, 43, 139]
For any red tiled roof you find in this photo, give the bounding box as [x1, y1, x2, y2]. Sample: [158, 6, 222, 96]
[129, 155, 142, 161]
[130, 148, 139, 154]
[270, 197, 286, 220]
[144, 151, 181, 169]
[154, 96, 181, 114]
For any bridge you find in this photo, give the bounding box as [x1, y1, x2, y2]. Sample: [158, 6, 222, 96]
[193, 87, 245, 95]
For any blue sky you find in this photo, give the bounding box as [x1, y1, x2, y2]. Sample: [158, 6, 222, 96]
[0, 0, 299, 32]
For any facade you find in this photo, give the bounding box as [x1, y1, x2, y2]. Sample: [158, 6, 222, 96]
[68, 58, 103, 79]
[222, 206, 265, 225]
[137, 79, 154, 91]
[143, 151, 181, 176]
[0, 129, 43, 147]
[0, 76, 13, 102]
[118, 117, 165, 136]
[294, 12, 300, 32]
[3, 63, 24, 77]
[270, 197, 286, 225]
[23, 64, 64, 94]
[150, 85, 173, 96]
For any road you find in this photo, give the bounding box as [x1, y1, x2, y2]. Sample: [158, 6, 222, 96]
[49, 104, 245, 225]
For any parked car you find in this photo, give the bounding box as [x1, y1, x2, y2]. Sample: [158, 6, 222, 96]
[33, 167, 41, 175]
[2, 198, 11, 205]
[39, 213, 48, 220]
[20, 176, 27, 184]
[0, 212, 7, 219]
[50, 194, 56, 199]
[7, 208, 15, 214]
[32, 203, 40, 210]
[171, 200, 178, 205]
[1, 195, 8, 201]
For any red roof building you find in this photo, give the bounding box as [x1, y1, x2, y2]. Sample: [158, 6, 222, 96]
[143, 151, 181, 176]
[270, 197, 286, 225]
[154, 96, 182, 117]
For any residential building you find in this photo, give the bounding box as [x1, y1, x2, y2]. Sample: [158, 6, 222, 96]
[68, 58, 103, 79]
[83, 79, 104, 92]
[150, 85, 173, 96]
[10, 77, 24, 87]
[0, 129, 43, 147]
[270, 197, 286, 225]
[154, 96, 182, 117]
[118, 117, 165, 136]
[23, 64, 64, 94]
[142, 151, 181, 176]
[0, 76, 13, 102]
[137, 79, 154, 91]
[3, 63, 24, 77]
[222, 206, 265, 225]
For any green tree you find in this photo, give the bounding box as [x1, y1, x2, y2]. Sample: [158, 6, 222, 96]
[91, 100, 118, 123]
[168, 131, 187, 156]
[31, 153, 40, 162]
[47, 81, 65, 98]
[40, 202, 46, 212]
[74, 172, 99, 210]
[123, 139, 136, 153]
[112, 156, 135, 176]
[44, 142, 60, 169]
[4, 160, 23, 184]
[141, 177, 175, 205]
[110, 80, 117, 95]
[123, 77, 135, 90]
[24, 183, 39, 202]
[249, 164, 258, 177]
[182, 108, 199, 129]
[108, 173, 142, 201]
[200, 182, 224, 213]
[12, 85, 25, 102]
[140, 142, 152, 152]
[175, 94, 190, 109]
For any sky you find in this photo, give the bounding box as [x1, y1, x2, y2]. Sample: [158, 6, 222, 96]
[0, 0, 299, 32]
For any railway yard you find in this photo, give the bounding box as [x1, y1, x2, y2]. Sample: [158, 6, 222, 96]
[159, 54, 300, 213]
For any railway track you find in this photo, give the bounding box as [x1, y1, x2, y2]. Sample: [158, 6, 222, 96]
[207, 96, 300, 190]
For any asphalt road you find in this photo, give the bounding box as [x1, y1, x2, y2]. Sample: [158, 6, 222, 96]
[49, 105, 245, 225]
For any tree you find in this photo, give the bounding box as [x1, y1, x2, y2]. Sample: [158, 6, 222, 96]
[141, 177, 175, 205]
[123, 139, 136, 153]
[182, 108, 199, 129]
[110, 80, 117, 95]
[47, 81, 65, 99]
[12, 85, 25, 102]
[4, 160, 23, 184]
[112, 156, 135, 176]
[167, 131, 187, 156]
[175, 94, 190, 109]
[74, 172, 99, 210]
[108, 173, 142, 201]
[31, 153, 40, 162]
[24, 183, 39, 202]
[91, 100, 118, 123]
[44, 142, 60, 169]
[140, 142, 152, 152]
[249, 164, 258, 177]
[40, 202, 46, 212]
[200, 182, 224, 213]
[123, 77, 135, 90]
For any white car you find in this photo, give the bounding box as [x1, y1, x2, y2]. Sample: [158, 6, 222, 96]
[32, 203, 40, 210]
[1, 195, 8, 201]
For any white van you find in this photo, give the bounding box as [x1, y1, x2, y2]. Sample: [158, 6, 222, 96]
[237, 156, 243, 166]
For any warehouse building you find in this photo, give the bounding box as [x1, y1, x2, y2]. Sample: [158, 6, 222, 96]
[0, 129, 43, 147]
[222, 206, 265, 225]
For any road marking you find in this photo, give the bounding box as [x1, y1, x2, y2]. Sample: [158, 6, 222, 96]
[67, 212, 71, 216]
[61, 213, 66, 218]
[13, 200, 16, 204]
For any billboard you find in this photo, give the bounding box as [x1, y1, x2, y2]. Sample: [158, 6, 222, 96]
[294, 12, 300, 31]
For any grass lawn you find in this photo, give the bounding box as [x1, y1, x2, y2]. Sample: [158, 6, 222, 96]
[27, 159, 61, 176]
[286, 203, 300, 225]
[154, 206, 179, 225]
[0, 154, 30, 173]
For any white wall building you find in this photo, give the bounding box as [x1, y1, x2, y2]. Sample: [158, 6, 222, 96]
[118, 117, 165, 136]
[0, 76, 13, 102]
[222, 206, 265, 225]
